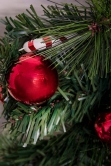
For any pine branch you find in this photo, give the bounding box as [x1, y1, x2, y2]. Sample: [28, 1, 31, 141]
[2, 60, 109, 145]
[0, 123, 109, 166]
[1, 1, 111, 78]
[0, 33, 110, 145]
[1, 1, 111, 165]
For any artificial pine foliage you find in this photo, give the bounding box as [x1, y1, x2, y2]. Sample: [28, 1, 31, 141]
[1, 0, 111, 165]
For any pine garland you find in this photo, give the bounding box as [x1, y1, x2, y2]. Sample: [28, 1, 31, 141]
[0, 0, 111, 165]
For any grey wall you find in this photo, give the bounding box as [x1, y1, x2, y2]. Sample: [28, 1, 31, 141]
[0, 0, 87, 36]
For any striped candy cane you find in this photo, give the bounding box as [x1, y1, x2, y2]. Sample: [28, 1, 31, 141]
[19, 34, 75, 52]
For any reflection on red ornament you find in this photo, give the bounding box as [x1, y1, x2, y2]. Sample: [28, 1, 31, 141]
[94, 111, 111, 143]
[0, 86, 3, 103]
[7, 53, 58, 105]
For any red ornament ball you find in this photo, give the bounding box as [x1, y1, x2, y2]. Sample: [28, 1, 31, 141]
[0, 86, 3, 102]
[7, 53, 58, 105]
[94, 111, 111, 143]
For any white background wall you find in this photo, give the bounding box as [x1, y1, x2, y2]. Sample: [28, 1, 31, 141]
[0, 0, 86, 127]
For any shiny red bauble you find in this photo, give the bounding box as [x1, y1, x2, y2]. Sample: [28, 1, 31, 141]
[7, 53, 58, 105]
[0, 86, 3, 102]
[94, 111, 111, 143]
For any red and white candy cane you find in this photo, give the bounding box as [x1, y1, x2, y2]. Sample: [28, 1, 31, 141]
[19, 34, 75, 52]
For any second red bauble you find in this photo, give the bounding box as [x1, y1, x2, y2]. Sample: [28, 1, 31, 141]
[0, 86, 3, 102]
[7, 53, 58, 105]
[94, 111, 111, 143]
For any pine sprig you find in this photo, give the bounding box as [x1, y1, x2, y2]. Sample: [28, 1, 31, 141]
[0, 29, 110, 147]
[2, 61, 109, 145]
[0, 124, 109, 166]
[1, 1, 111, 78]
[1, 1, 111, 165]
